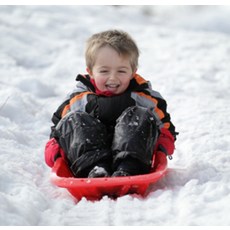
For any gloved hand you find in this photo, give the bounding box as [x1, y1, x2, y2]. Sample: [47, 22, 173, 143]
[155, 128, 175, 159]
[44, 138, 65, 167]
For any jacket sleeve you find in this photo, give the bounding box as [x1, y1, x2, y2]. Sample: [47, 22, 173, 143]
[142, 86, 178, 156]
[131, 77, 178, 155]
[50, 97, 71, 138]
[148, 93, 177, 156]
[50, 91, 95, 138]
[153, 95, 177, 156]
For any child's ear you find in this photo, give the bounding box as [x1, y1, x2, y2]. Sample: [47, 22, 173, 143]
[86, 67, 92, 76]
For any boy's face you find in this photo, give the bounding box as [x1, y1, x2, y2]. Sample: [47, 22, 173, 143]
[87, 46, 135, 95]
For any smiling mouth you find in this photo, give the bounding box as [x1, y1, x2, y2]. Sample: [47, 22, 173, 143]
[105, 84, 120, 90]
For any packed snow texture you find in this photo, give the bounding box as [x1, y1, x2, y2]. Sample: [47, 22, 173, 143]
[0, 5, 230, 226]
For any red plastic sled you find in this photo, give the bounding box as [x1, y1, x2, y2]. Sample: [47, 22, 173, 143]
[51, 153, 167, 201]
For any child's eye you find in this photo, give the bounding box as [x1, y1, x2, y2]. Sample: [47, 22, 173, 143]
[118, 70, 126, 73]
[100, 70, 108, 73]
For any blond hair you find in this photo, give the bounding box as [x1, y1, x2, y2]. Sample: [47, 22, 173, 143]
[85, 30, 139, 72]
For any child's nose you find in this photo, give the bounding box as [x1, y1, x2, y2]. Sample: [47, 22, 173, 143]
[109, 73, 117, 80]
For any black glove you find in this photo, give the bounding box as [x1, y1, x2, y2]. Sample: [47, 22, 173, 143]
[86, 92, 135, 126]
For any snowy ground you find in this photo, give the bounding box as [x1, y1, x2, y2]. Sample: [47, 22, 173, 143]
[0, 5, 230, 226]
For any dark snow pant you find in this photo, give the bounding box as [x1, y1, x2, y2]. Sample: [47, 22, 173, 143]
[55, 106, 159, 177]
[112, 106, 158, 174]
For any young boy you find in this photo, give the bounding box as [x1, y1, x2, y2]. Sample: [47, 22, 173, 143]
[44, 30, 177, 178]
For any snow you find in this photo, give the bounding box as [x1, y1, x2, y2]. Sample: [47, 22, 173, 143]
[1, 5, 230, 226]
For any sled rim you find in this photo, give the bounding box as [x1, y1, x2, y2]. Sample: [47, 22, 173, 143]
[51, 156, 167, 189]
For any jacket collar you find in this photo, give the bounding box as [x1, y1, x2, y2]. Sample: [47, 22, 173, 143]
[76, 73, 149, 95]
